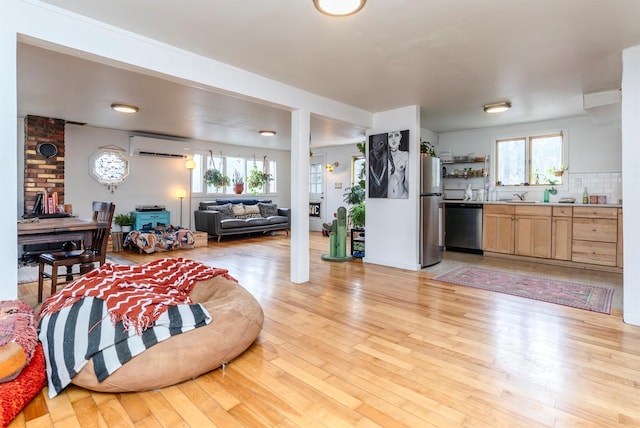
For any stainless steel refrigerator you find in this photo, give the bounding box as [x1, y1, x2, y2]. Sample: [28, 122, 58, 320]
[420, 156, 444, 267]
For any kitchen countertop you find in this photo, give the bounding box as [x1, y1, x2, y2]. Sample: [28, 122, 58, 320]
[443, 200, 623, 208]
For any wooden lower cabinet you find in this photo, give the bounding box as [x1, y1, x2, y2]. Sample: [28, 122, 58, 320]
[571, 240, 618, 266]
[483, 205, 514, 254]
[618, 208, 623, 268]
[572, 206, 619, 267]
[551, 206, 572, 261]
[514, 206, 552, 258]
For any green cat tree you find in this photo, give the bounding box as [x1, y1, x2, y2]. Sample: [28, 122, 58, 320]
[321, 206, 352, 262]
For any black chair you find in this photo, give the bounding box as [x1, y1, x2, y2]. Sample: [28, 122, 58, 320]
[37, 202, 115, 303]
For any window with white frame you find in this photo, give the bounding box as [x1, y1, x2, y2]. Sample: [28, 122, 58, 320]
[309, 163, 323, 194]
[495, 132, 564, 186]
[191, 152, 278, 195]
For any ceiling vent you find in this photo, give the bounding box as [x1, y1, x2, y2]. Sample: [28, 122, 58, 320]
[129, 135, 189, 158]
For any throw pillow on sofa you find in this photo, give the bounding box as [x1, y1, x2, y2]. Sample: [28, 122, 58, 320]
[215, 203, 235, 220]
[257, 202, 278, 217]
[231, 204, 245, 217]
[244, 205, 262, 218]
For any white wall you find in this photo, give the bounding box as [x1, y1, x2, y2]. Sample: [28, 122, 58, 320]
[438, 116, 622, 202]
[365, 106, 422, 270]
[64, 124, 291, 225]
[622, 46, 640, 325]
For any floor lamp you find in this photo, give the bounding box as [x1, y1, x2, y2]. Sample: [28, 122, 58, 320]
[176, 189, 187, 227]
[186, 159, 196, 230]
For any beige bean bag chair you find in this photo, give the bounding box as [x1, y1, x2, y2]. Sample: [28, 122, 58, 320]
[69, 276, 263, 392]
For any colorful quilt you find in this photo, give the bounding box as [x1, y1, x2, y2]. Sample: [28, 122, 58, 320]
[124, 226, 194, 253]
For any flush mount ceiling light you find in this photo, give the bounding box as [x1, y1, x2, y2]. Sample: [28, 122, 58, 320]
[483, 101, 511, 114]
[110, 103, 139, 114]
[313, 0, 366, 16]
[259, 130, 276, 136]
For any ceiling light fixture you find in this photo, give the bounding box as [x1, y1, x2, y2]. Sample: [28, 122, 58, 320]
[111, 103, 139, 114]
[259, 130, 276, 136]
[313, 0, 366, 17]
[483, 102, 511, 114]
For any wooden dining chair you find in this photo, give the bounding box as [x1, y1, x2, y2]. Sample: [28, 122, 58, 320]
[37, 201, 116, 303]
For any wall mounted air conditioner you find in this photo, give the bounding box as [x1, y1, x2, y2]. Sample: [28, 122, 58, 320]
[129, 135, 189, 158]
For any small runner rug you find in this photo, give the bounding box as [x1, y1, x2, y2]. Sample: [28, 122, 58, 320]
[432, 266, 614, 314]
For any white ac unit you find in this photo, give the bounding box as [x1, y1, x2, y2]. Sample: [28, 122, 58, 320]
[129, 136, 189, 158]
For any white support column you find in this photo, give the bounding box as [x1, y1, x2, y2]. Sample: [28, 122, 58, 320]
[622, 45, 640, 325]
[290, 109, 310, 283]
[1, 2, 18, 300]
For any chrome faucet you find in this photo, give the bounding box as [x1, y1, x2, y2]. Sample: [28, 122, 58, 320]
[513, 192, 528, 201]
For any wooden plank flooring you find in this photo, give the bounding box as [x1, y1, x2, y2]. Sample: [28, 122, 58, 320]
[13, 232, 640, 427]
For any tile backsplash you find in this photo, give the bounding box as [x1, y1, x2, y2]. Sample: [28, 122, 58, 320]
[568, 172, 622, 205]
[491, 171, 623, 205]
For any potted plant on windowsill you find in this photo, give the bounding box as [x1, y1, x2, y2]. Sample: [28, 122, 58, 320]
[232, 170, 244, 194]
[204, 168, 230, 192]
[247, 165, 273, 195]
[549, 165, 569, 177]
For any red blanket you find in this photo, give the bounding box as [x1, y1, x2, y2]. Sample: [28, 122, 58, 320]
[39, 257, 236, 334]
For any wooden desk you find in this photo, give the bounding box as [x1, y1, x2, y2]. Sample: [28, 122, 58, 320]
[17, 217, 101, 248]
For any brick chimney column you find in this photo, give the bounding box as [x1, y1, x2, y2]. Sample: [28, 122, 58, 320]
[23, 115, 65, 215]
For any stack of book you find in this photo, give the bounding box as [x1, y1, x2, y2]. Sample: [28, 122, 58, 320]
[32, 190, 60, 215]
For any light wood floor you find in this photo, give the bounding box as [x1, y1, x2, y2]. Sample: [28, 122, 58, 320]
[13, 232, 639, 427]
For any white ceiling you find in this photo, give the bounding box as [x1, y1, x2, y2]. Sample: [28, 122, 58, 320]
[17, 0, 640, 151]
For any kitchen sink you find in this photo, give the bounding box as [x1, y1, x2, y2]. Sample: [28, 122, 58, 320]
[500, 199, 540, 203]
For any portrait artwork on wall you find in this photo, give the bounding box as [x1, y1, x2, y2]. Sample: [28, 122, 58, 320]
[368, 130, 409, 199]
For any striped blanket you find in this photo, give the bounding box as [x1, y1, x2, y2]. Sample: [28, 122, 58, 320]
[40, 257, 235, 334]
[37, 258, 236, 398]
[38, 297, 210, 398]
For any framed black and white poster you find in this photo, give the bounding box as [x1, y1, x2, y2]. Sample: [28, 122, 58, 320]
[368, 130, 409, 199]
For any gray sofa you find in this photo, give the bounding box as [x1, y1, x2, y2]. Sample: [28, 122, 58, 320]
[194, 199, 290, 242]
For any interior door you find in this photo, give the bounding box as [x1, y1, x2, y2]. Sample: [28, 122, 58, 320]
[309, 154, 326, 232]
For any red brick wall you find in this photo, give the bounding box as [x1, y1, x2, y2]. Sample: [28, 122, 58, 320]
[23, 115, 65, 214]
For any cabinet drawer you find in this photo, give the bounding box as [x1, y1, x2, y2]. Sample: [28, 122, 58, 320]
[515, 205, 551, 216]
[573, 206, 618, 219]
[572, 218, 617, 242]
[484, 205, 514, 215]
[572, 240, 617, 266]
[552, 206, 573, 217]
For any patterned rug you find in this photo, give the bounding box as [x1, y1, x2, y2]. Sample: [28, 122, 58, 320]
[432, 266, 614, 314]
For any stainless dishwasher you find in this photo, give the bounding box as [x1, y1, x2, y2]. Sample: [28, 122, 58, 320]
[444, 202, 483, 254]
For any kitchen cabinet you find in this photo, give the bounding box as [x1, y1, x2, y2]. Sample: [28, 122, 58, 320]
[514, 206, 552, 258]
[551, 206, 572, 261]
[482, 203, 622, 271]
[483, 205, 514, 254]
[572, 207, 618, 266]
[618, 208, 623, 268]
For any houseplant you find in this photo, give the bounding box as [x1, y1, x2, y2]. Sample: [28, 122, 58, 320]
[247, 165, 272, 195]
[549, 165, 569, 177]
[343, 184, 365, 229]
[114, 213, 135, 233]
[204, 168, 230, 191]
[420, 140, 437, 157]
[348, 202, 365, 229]
[232, 170, 244, 194]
